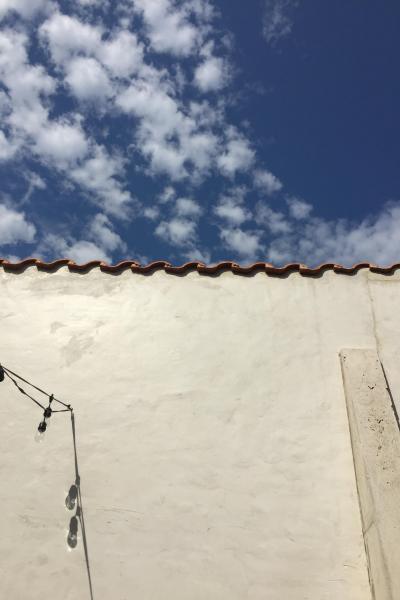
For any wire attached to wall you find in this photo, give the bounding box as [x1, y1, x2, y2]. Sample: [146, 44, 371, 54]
[0, 363, 93, 597]
[0, 363, 73, 441]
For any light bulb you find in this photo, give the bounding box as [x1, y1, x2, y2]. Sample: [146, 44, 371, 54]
[65, 485, 78, 510]
[67, 516, 78, 548]
[34, 420, 47, 443]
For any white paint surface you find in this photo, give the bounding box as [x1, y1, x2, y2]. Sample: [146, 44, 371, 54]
[341, 349, 400, 600]
[1, 267, 398, 599]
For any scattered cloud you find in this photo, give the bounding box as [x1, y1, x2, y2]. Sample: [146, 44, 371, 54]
[65, 57, 113, 102]
[88, 213, 127, 254]
[214, 187, 251, 226]
[217, 127, 254, 177]
[183, 246, 211, 263]
[21, 172, 46, 203]
[287, 196, 312, 220]
[0, 203, 36, 245]
[0, 129, 18, 161]
[262, 0, 298, 46]
[156, 217, 197, 247]
[0, 0, 52, 21]
[254, 168, 283, 195]
[267, 202, 400, 267]
[194, 55, 230, 92]
[158, 186, 176, 204]
[70, 146, 133, 217]
[98, 31, 143, 78]
[133, 0, 208, 57]
[35, 120, 89, 163]
[39, 234, 111, 263]
[37, 212, 127, 262]
[175, 197, 202, 217]
[220, 227, 262, 259]
[39, 12, 102, 64]
[0, 0, 395, 268]
[257, 203, 291, 234]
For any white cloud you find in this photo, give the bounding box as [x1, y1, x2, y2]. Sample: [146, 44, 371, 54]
[35, 120, 89, 163]
[214, 200, 250, 226]
[287, 196, 312, 220]
[0, 31, 55, 138]
[67, 240, 110, 262]
[155, 217, 196, 246]
[88, 213, 127, 253]
[39, 13, 102, 64]
[43, 234, 111, 262]
[262, 0, 298, 46]
[220, 227, 261, 259]
[21, 171, 46, 203]
[143, 206, 159, 220]
[0, 0, 52, 21]
[98, 31, 143, 78]
[257, 203, 291, 234]
[183, 246, 211, 263]
[133, 0, 200, 56]
[38, 213, 127, 262]
[267, 202, 400, 267]
[65, 57, 113, 102]
[214, 188, 251, 226]
[254, 168, 283, 195]
[117, 79, 218, 180]
[0, 129, 18, 160]
[158, 186, 175, 203]
[0, 203, 36, 245]
[75, 0, 102, 5]
[0, 28, 133, 213]
[217, 128, 254, 177]
[70, 146, 133, 216]
[194, 56, 229, 92]
[175, 197, 202, 217]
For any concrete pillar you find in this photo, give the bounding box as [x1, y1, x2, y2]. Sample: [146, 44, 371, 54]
[340, 349, 400, 600]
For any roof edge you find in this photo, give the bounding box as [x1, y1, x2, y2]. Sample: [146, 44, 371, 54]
[1, 258, 400, 276]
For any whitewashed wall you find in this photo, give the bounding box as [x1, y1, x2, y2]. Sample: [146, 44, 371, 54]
[1, 267, 399, 600]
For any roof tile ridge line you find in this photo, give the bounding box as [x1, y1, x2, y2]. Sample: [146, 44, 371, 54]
[165, 262, 206, 274]
[298, 262, 340, 275]
[330, 262, 370, 274]
[196, 261, 239, 274]
[1, 259, 400, 275]
[131, 260, 172, 273]
[100, 260, 140, 273]
[368, 263, 400, 274]
[68, 260, 142, 272]
[231, 262, 271, 274]
[0, 257, 39, 271]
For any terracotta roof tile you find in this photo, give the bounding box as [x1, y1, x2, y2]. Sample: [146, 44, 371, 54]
[1, 258, 400, 276]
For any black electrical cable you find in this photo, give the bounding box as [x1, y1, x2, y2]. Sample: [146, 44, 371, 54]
[3, 369, 46, 410]
[0, 364, 72, 410]
[0, 362, 73, 438]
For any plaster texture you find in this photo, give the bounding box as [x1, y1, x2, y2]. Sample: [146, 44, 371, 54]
[0, 267, 399, 599]
[341, 349, 400, 600]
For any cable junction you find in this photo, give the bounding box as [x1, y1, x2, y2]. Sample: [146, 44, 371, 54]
[0, 363, 73, 441]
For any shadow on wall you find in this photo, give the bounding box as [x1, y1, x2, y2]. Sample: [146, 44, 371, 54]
[0, 365, 95, 600]
[65, 412, 95, 600]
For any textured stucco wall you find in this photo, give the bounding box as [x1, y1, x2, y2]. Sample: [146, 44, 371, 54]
[1, 267, 399, 600]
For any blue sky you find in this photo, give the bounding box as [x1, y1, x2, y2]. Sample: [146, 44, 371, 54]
[1, 0, 400, 266]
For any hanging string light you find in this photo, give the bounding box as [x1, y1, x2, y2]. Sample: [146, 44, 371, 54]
[0, 362, 93, 597]
[0, 363, 73, 439]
